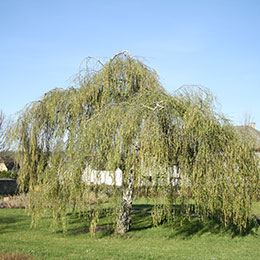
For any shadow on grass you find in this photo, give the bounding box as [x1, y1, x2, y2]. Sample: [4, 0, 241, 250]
[1, 205, 258, 239]
[167, 216, 259, 239]
[130, 204, 260, 239]
[0, 211, 29, 234]
[132, 203, 153, 212]
[130, 204, 154, 231]
[66, 204, 259, 238]
[66, 211, 115, 238]
[66, 204, 154, 237]
[0, 216, 20, 225]
[68, 224, 115, 238]
[131, 212, 153, 231]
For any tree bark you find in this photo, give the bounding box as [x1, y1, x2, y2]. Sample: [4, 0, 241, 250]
[116, 171, 133, 234]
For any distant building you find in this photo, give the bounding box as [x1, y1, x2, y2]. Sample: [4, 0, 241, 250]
[81, 164, 180, 187]
[235, 122, 260, 158]
[82, 166, 123, 186]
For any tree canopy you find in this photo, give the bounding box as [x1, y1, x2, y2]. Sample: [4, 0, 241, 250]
[11, 52, 259, 234]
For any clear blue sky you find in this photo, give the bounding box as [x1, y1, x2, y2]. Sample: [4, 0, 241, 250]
[1, 0, 260, 127]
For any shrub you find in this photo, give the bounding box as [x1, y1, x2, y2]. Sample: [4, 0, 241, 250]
[0, 170, 18, 179]
[0, 194, 27, 209]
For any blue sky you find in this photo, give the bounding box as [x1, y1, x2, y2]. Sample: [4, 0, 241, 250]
[1, 0, 260, 127]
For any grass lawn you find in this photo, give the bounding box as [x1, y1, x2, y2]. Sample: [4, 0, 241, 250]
[0, 201, 259, 260]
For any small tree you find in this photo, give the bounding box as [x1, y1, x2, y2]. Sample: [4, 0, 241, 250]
[11, 52, 259, 234]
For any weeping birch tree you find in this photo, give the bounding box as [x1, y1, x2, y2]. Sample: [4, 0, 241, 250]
[11, 52, 259, 234]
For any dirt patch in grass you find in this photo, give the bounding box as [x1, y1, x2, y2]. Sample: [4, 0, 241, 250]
[0, 253, 33, 260]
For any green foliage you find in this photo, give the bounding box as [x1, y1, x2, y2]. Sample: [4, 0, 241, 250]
[9, 52, 260, 234]
[0, 170, 18, 179]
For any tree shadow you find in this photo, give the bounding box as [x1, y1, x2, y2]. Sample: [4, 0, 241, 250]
[35, 204, 260, 239]
[66, 210, 115, 238]
[0, 211, 29, 234]
[66, 204, 154, 236]
[130, 204, 260, 238]
[130, 212, 153, 231]
[130, 204, 153, 231]
[68, 224, 115, 238]
[168, 216, 259, 239]
[132, 203, 153, 212]
[1, 216, 20, 225]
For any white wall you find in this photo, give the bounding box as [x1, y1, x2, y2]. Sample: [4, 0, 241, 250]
[82, 165, 123, 186]
[81, 165, 180, 187]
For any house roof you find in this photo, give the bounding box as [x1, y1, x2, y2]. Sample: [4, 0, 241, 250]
[235, 125, 260, 150]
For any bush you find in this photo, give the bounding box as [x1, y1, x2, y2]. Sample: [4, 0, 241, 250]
[0, 194, 27, 209]
[0, 170, 18, 179]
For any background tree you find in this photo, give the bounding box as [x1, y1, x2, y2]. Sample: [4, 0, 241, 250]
[0, 110, 6, 151]
[10, 52, 259, 234]
[0, 109, 11, 153]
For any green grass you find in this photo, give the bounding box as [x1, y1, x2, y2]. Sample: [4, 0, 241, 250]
[0, 202, 259, 260]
